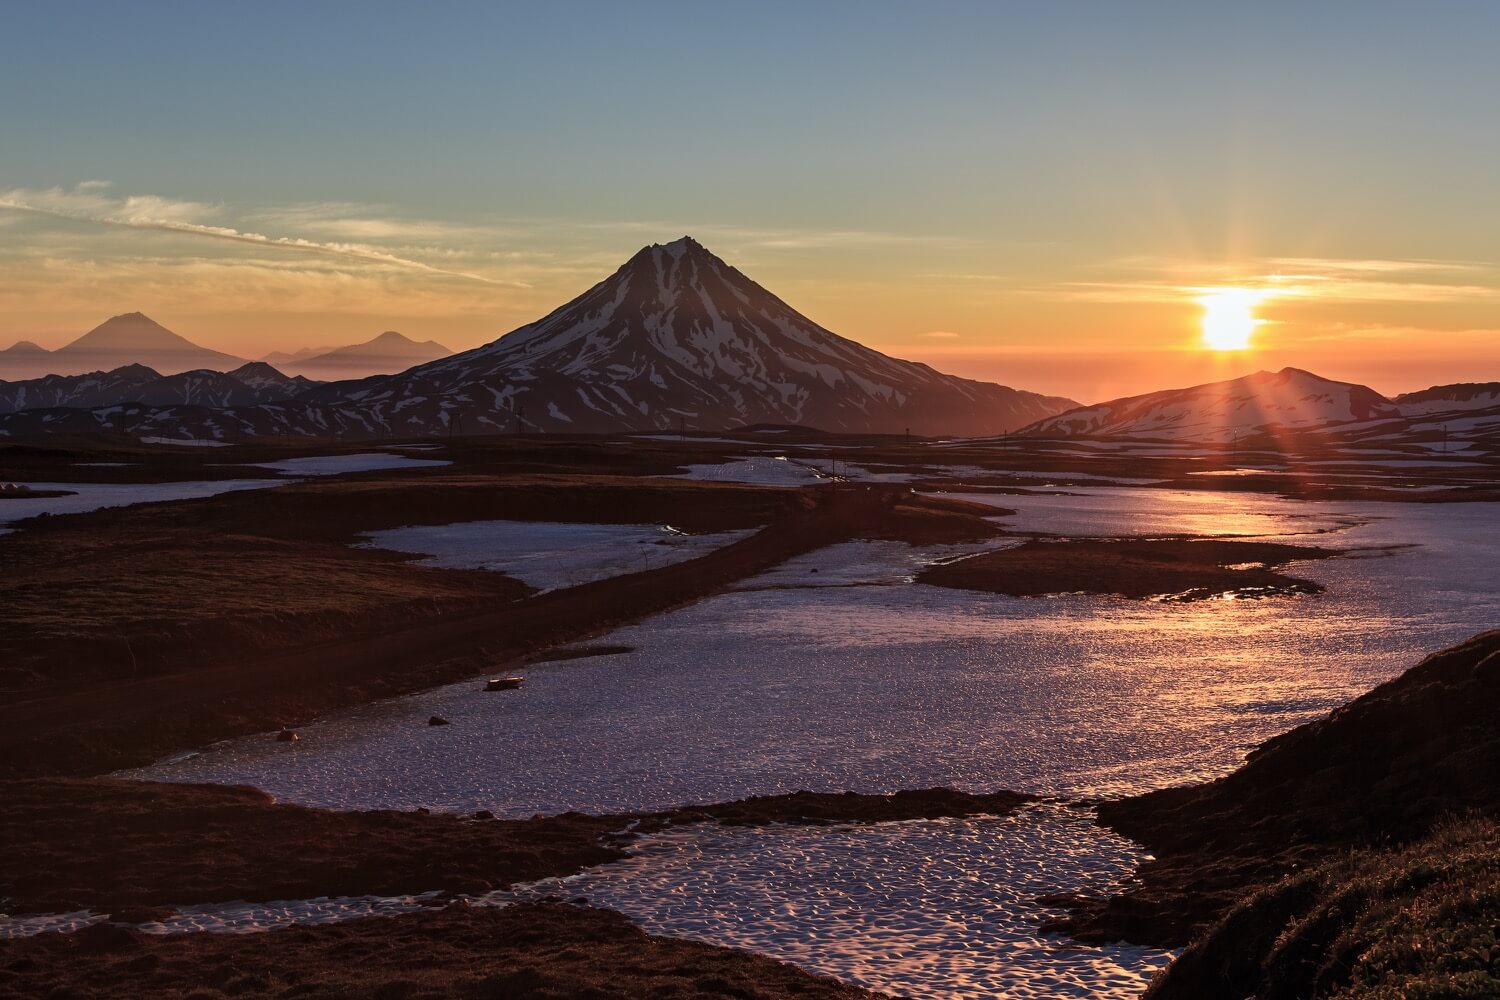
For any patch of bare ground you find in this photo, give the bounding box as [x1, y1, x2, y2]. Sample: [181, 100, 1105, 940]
[918, 538, 1341, 601]
[0, 903, 889, 1000]
[0, 779, 625, 914]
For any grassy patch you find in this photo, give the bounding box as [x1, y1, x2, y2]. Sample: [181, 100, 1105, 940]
[1147, 817, 1500, 999]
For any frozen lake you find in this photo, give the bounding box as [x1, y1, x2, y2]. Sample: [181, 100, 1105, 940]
[0, 479, 286, 529]
[671, 455, 828, 485]
[497, 806, 1175, 1000]
[121, 486, 1500, 999]
[234, 453, 451, 476]
[131, 499, 1500, 811]
[359, 520, 755, 591]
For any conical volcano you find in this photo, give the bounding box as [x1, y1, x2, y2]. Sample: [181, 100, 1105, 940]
[311, 237, 1077, 435]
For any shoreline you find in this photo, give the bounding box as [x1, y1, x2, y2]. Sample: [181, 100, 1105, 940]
[0, 779, 1036, 917]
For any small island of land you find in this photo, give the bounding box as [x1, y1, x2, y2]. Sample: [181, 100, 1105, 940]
[919, 538, 1344, 601]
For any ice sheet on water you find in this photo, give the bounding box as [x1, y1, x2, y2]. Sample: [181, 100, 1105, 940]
[130, 493, 1500, 816]
[924, 465, 1167, 485]
[0, 480, 287, 527]
[0, 808, 1168, 1000]
[0, 911, 103, 940]
[734, 539, 1014, 589]
[670, 456, 827, 485]
[108, 488, 1500, 1000]
[137, 436, 231, 447]
[236, 453, 451, 476]
[359, 521, 756, 592]
[495, 806, 1174, 1000]
[0, 895, 441, 940]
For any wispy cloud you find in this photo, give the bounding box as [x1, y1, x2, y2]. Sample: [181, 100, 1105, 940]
[0, 184, 520, 286]
[1054, 254, 1500, 306]
[1264, 257, 1486, 275]
[0, 252, 523, 322]
[923, 330, 961, 338]
[245, 201, 508, 243]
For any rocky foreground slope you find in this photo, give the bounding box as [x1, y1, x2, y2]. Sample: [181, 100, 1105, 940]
[1063, 630, 1500, 998]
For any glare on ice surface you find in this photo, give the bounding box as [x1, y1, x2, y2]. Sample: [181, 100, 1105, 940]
[115, 486, 1500, 1000]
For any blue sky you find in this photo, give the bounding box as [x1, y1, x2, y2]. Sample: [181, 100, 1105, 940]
[3, 2, 1497, 399]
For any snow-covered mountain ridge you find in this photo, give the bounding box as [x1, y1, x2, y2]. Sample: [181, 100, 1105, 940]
[1022, 368, 1500, 443]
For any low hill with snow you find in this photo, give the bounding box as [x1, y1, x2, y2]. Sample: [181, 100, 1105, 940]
[1021, 368, 1401, 443]
[1395, 381, 1500, 415]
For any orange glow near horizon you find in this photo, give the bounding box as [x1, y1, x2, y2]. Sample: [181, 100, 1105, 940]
[1198, 289, 1265, 351]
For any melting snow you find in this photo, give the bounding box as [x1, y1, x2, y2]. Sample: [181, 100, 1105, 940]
[358, 520, 756, 592]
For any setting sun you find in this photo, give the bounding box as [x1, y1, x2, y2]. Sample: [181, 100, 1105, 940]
[1199, 289, 1264, 351]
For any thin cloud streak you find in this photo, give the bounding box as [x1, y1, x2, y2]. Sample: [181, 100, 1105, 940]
[0, 185, 523, 287]
[1045, 254, 1500, 307]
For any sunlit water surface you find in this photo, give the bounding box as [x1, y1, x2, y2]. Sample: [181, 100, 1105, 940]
[119, 487, 1500, 999]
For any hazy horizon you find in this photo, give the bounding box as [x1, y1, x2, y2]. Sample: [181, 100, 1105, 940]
[3, 296, 1483, 406]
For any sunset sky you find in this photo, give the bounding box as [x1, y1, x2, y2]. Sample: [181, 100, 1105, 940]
[3, 2, 1497, 403]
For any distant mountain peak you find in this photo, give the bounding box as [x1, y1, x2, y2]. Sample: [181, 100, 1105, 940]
[229, 361, 290, 379]
[66, 312, 191, 350]
[0, 312, 255, 378]
[1024, 366, 1399, 442]
[360, 330, 449, 350]
[111, 363, 166, 379]
[263, 330, 453, 380]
